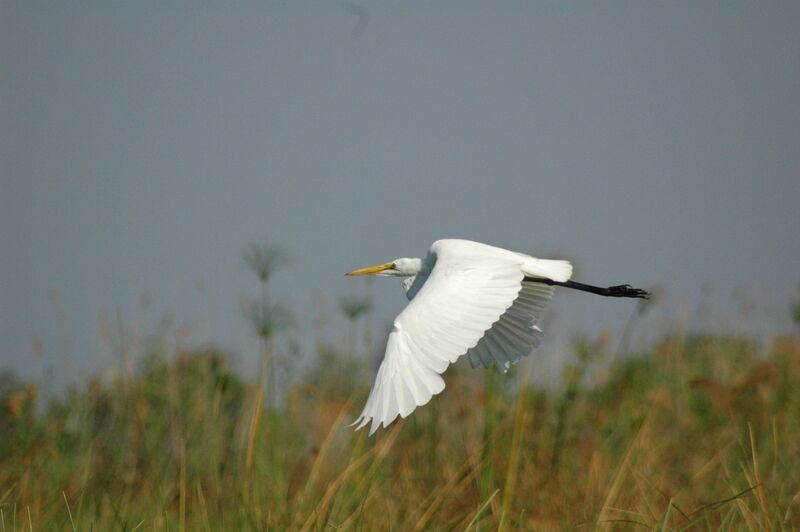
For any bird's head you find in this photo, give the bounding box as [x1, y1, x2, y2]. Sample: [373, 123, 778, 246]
[346, 257, 422, 277]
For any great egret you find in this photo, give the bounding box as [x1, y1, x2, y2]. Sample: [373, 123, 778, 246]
[346, 239, 648, 435]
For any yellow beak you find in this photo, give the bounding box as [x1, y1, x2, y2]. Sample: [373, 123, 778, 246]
[346, 262, 394, 276]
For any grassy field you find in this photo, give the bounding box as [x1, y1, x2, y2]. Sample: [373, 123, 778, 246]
[2, 327, 800, 530]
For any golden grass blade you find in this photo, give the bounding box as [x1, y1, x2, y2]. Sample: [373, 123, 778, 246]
[733, 466, 759, 530]
[244, 385, 264, 473]
[463, 488, 499, 531]
[62, 491, 76, 532]
[195, 480, 212, 532]
[771, 416, 778, 476]
[658, 497, 674, 531]
[748, 422, 771, 530]
[783, 489, 800, 526]
[604, 506, 654, 521]
[179, 439, 187, 532]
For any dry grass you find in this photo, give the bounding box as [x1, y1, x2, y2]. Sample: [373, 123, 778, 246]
[1, 332, 800, 530]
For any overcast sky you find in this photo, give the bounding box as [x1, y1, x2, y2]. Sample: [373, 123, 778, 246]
[2, 2, 799, 384]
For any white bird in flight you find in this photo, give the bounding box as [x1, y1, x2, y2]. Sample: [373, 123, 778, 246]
[346, 239, 648, 435]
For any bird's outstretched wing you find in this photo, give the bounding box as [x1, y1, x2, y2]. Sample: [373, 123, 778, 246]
[352, 239, 569, 435]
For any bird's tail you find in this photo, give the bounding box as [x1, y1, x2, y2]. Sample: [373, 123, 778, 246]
[522, 259, 573, 283]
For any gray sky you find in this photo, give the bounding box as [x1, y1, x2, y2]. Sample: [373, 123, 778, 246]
[2, 2, 799, 383]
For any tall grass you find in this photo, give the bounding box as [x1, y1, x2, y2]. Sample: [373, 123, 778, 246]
[1, 331, 799, 530]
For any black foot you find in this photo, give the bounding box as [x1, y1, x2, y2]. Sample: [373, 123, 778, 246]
[607, 284, 650, 299]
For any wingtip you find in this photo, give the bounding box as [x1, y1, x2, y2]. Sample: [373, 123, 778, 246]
[368, 418, 383, 436]
[349, 415, 372, 433]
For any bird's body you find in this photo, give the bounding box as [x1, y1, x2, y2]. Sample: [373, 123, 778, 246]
[346, 239, 647, 435]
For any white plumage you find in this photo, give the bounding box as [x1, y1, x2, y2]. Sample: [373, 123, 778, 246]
[346, 239, 573, 435]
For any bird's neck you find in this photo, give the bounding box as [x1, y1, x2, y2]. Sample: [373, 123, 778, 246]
[405, 258, 422, 274]
[393, 257, 423, 275]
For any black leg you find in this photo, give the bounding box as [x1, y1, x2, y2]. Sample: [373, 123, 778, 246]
[524, 277, 650, 299]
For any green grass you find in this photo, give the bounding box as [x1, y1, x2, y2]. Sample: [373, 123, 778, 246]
[2, 332, 800, 530]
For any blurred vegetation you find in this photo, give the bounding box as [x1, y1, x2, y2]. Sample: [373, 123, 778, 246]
[242, 242, 292, 411]
[2, 327, 800, 530]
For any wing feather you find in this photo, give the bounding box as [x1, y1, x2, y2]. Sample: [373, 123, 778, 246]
[465, 282, 554, 372]
[482, 329, 514, 370]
